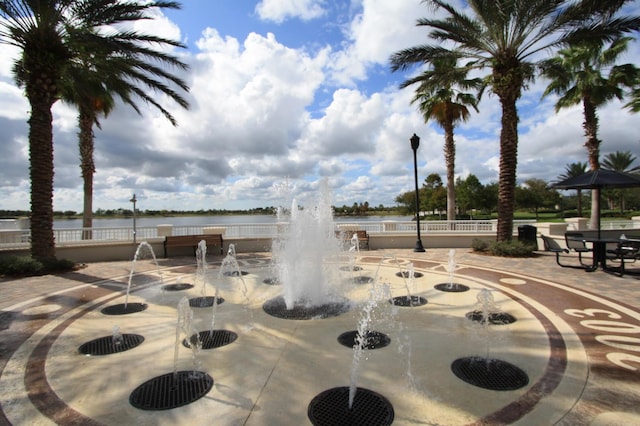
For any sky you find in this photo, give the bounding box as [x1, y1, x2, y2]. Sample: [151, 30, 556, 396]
[1, 0, 640, 213]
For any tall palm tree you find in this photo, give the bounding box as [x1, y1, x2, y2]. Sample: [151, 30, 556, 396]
[399, 56, 482, 221]
[557, 161, 588, 216]
[61, 18, 190, 237]
[0, 0, 187, 260]
[390, 0, 640, 242]
[541, 36, 640, 229]
[602, 150, 640, 212]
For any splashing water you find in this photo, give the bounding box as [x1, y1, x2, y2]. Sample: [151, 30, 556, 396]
[349, 283, 393, 408]
[125, 242, 162, 309]
[174, 297, 202, 379]
[446, 249, 457, 288]
[273, 179, 343, 310]
[476, 289, 499, 360]
[196, 240, 208, 299]
[112, 325, 123, 349]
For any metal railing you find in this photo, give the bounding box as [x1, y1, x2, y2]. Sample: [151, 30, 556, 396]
[3, 219, 638, 249]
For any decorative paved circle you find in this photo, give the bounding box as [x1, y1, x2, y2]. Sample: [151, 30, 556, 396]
[22, 304, 61, 315]
[500, 278, 527, 285]
[308, 387, 394, 426]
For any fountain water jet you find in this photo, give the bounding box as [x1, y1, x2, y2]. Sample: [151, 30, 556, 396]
[264, 179, 350, 319]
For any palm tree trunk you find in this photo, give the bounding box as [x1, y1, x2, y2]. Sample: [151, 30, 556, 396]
[496, 91, 520, 242]
[443, 120, 456, 223]
[583, 97, 601, 231]
[27, 96, 56, 261]
[78, 108, 96, 240]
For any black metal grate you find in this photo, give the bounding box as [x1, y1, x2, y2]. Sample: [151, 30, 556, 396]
[162, 283, 194, 291]
[183, 330, 238, 350]
[395, 271, 424, 278]
[308, 386, 394, 426]
[465, 310, 517, 325]
[352, 276, 374, 285]
[262, 277, 280, 285]
[340, 266, 363, 271]
[337, 330, 390, 350]
[434, 283, 470, 293]
[79, 334, 144, 356]
[389, 295, 428, 307]
[263, 296, 350, 320]
[451, 356, 529, 391]
[188, 296, 225, 308]
[101, 303, 148, 315]
[130, 370, 213, 410]
[223, 270, 249, 276]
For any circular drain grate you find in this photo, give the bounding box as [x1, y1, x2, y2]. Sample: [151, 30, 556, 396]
[183, 330, 238, 350]
[129, 370, 213, 410]
[263, 277, 280, 285]
[263, 296, 350, 320]
[223, 270, 248, 276]
[352, 276, 374, 285]
[340, 265, 363, 271]
[389, 295, 427, 307]
[451, 356, 529, 391]
[434, 283, 470, 292]
[466, 310, 517, 325]
[162, 283, 194, 291]
[79, 334, 144, 356]
[188, 296, 225, 308]
[337, 330, 390, 349]
[308, 386, 394, 426]
[395, 271, 424, 278]
[101, 303, 148, 315]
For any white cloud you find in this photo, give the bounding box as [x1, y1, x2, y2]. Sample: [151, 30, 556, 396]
[255, 0, 326, 23]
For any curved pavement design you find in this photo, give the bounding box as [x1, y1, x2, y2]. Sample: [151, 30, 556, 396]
[0, 248, 638, 425]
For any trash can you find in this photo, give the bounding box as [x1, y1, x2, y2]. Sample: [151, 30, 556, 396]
[518, 225, 537, 249]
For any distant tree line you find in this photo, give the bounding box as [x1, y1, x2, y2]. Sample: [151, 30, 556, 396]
[395, 173, 640, 220]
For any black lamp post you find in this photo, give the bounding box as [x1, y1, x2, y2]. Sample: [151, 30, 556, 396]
[130, 194, 137, 244]
[410, 133, 425, 252]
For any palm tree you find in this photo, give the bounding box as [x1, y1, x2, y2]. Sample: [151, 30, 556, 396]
[0, 1, 187, 260]
[602, 150, 640, 212]
[541, 36, 640, 229]
[557, 161, 588, 216]
[399, 56, 482, 221]
[61, 18, 190, 237]
[390, 0, 640, 242]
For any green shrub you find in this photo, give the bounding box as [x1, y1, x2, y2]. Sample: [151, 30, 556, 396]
[471, 238, 490, 252]
[488, 240, 536, 257]
[0, 256, 75, 277]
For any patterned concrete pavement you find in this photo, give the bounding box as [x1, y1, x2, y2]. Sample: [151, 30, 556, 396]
[0, 248, 638, 425]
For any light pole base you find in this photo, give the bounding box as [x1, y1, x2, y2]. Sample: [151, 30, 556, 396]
[414, 240, 425, 252]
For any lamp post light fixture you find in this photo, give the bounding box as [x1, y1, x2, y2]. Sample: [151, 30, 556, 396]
[130, 194, 137, 244]
[410, 133, 425, 252]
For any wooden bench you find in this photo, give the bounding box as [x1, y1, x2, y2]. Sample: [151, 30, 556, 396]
[164, 234, 224, 257]
[335, 229, 369, 250]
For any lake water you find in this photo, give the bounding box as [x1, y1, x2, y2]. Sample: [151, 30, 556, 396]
[53, 215, 413, 229]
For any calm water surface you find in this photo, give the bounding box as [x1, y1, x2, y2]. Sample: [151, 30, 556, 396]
[53, 215, 412, 229]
